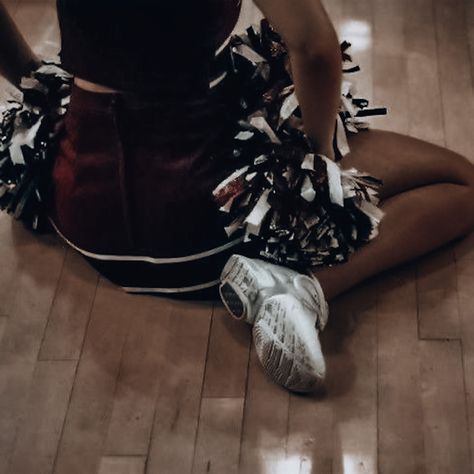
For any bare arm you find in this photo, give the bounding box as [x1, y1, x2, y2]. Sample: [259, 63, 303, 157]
[0, 1, 39, 87]
[253, 0, 341, 159]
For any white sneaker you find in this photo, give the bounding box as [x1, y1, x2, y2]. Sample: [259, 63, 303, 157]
[219, 254, 329, 393]
[253, 294, 326, 392]
[219, 254, 328, 330]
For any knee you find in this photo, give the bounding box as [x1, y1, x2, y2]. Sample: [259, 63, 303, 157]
[468, 185, 474, 232]
[423, 182, 474, 237]
[456, 157, 474, 224]
[456, 182, 474, 234]
[445, 152, 474, 188]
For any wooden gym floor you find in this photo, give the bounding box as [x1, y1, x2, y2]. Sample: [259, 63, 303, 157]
[0, 0, 473, 473]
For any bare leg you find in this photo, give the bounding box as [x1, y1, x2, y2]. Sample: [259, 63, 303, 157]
[312, 130, 474, 300]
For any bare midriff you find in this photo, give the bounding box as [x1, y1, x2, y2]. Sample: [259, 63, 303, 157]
[74, 77, 120, 93]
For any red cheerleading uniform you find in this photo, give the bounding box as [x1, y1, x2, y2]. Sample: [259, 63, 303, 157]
[50, 0, 253, 296]
[0, 1, 385, 298]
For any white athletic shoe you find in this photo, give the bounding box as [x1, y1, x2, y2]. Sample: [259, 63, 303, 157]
[219, 254, 328, 329]
[253, 294, 326, 392]
[219, 254, 329, 392]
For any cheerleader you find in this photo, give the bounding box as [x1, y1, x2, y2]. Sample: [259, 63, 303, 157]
[1, 0, 473, 392]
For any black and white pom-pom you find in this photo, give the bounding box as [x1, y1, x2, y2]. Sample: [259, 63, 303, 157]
[212, 20, 387, 270]
[0, 61, 72, 231]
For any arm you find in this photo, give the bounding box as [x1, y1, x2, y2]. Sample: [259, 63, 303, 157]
[0, 1, 40, 87]
[253, 0, 341, 159]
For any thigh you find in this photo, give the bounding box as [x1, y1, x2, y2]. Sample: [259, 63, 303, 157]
[341, 130, 474, 200]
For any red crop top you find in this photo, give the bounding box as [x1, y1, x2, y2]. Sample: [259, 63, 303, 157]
[56, 0, 241, 96]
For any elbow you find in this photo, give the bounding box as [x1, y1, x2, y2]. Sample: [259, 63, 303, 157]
[286, 20, 341, 64]
[290, 39, 342, 70]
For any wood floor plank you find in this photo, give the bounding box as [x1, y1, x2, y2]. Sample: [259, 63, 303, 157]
[285, 282, 378, 474]
[456, 256, 474, 472]
[8, 360, 77, 474]
[372, 0, 404, 56]
[0, 225, 65, 474]
[0, 361, 35, 474]
[0, 0, 57, 102]
[13, 0, 60, 58]
[405, 0, 445, 146]
[377, 267, 426, 473]
[285, 303, 339, 474]
[419, 340, 470, 474]
[103, 297, 173, 457]
[145, 301, 212, 474]
[202, 306, 251, 399]
[373, 53, 409, 135]
[39, 250, 99, 361]
[372, 5, 429, 467]
[238, 346, 290, 474]
[52, 279, 136, 474]
[192, 397, 244, 474]
[417, 247, 461, 339]
[0, 217, 25, 314]
[454, 232, 474, 263]
[331, 284, 378, 474]
[0, 316, 8, 345]
[405, 0, 463, 343]
[468, 0, 474, 90]
[98, 456, 146, 474]
[372, 0, 409, 135]
[0, 229, 64, 331]
[322, 0, 343, 30]
[0, 1, 21, 101]
[434, 0, 474, 160]
[286, 395, 333, 474]
[341, 0, 374, 103]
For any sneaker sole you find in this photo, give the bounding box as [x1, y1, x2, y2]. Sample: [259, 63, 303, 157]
[219, 281, 246, 320]
[253, 323, 324, 393]
[219, 254, 259, 323]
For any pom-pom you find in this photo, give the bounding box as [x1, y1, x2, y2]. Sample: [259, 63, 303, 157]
[212, 20, 387, 269]
[0, 61, 72, 231]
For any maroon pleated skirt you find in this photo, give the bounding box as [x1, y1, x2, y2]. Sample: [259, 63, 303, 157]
[49, 84, 255, 297]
